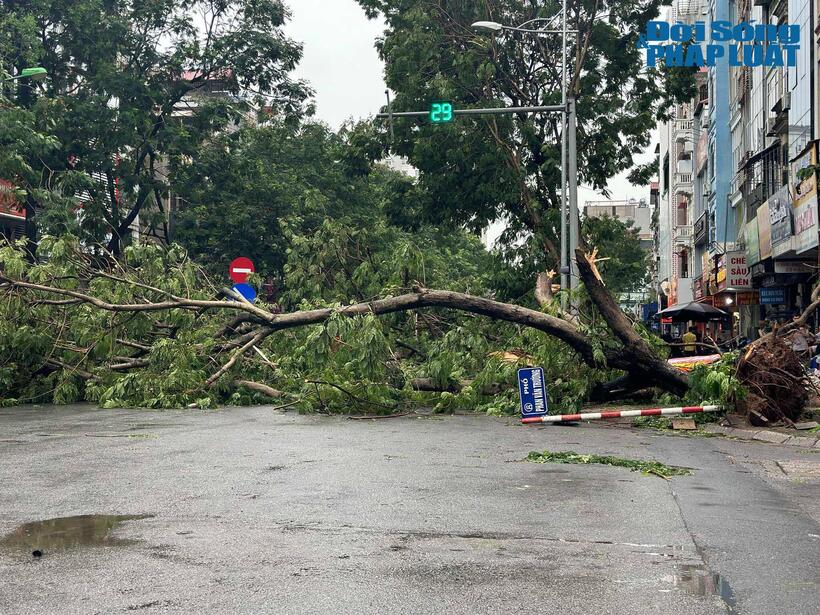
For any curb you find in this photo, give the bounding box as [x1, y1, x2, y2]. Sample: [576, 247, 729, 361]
[704, 425, 820, 448]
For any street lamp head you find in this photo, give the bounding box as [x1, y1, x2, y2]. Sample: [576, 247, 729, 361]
[11, 67, 48, 82]
[471, 21, 504, 32]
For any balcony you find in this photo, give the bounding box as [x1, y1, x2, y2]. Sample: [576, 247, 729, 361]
[673, 225, 694, 245]
[731, 171, 745, 196]
[674, 173, 693, 196]
[674, 118, 694, 135]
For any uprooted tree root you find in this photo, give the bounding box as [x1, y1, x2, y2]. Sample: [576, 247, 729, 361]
[736, 336, 810, 426]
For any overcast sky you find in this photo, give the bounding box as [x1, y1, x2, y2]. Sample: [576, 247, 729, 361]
[285, 0, 652, 210]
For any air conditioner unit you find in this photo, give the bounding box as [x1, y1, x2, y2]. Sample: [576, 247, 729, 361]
[767, 117, 778, 136]
[781, 92, 791, 111]
[703, 186, 712, 198]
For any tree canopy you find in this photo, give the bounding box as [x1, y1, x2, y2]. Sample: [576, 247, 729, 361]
[173, 118, 425, 281]
[355, 0, 695, 268]
[0, 0, 310, 252]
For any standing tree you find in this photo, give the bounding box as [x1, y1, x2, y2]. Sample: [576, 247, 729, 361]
[172, 118, 412, 280]
[0, 0, 311, 254]
[356, 0, 695, 269]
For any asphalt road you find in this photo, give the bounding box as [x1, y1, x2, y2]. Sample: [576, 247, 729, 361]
[0, 404, 818, 614]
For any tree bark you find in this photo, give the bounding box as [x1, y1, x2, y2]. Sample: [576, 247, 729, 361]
[574, 248, 689, 396]
[235, 380, 285, 399]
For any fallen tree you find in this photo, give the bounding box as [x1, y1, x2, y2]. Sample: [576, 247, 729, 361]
[5, 233, 809, 422]
[0, 235, 689, 405]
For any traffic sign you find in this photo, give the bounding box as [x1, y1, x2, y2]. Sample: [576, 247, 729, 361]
[518, 367, 548, 419]
[231, 283, 257, 303]
[229, 257, 254, 283]
[429, 101, 454, 123]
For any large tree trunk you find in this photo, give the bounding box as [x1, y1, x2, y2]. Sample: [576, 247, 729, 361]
[574, 249, 689, 396]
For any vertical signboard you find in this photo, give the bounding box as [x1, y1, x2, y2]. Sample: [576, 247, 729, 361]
[757, 201, 772, 260]
[696, 131, 708, 175]
[769, 185, 792, 247]
[716, 254, 727, 292]
[791, 143, 819, 254]
[726, 251, 752, 289]
[745, 217, 760, 264]
[518, 367, 548, 419]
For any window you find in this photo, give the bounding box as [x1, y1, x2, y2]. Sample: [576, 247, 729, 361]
[677, 198, 689, 226]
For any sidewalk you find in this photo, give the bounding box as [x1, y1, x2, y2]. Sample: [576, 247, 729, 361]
[703, 424, 820, 448]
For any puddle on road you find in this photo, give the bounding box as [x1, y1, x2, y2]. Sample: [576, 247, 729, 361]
[0, 514, 153, 556]
[673, 564, 738, 613]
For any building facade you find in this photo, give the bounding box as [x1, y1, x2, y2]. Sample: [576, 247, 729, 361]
[656, 0, 818, 340]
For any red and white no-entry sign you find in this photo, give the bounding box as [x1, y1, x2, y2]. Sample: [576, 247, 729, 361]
[229, 257, 255, 283]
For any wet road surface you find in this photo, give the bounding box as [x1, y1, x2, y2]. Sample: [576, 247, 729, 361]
[1, 404, 818, 614]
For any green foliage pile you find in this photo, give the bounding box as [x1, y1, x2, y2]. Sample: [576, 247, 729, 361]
[526, 450, 692, 479]
[633, 353, 745, 428]
[0, 229, 615, 412]
[684, 352, 746, 408]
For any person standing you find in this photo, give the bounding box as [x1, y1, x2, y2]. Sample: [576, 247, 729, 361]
[682, 326, 698, 357]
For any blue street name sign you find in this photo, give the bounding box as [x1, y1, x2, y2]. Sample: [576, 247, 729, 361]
[518, 367, 548, 419]
[231, 283, 257, 303]
[760, 287, 786, 305]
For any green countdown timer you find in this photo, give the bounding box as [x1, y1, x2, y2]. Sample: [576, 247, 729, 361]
[429, 101, 454, 123]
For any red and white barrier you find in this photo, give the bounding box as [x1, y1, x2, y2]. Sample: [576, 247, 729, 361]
[521, 405, 722, 424]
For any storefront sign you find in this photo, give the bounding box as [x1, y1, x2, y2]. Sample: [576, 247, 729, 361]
[736, 291, 759, 306]
[750, 262, 768, 277]
[693, 277, 703, 300]
[774, 261, 810, 274]
[713, 254, 725, 292]
[702, 251, 712, 276]
[769, 185, 792, 245]
[694, 213, 707, 245]
[726, 251, 752, 289]
[760, 287, 787, 304]
[745, 218, 760, 264]
[772, 235, 795, 257]
[757, 202, 773, 260]
[794, 196, 819, 254]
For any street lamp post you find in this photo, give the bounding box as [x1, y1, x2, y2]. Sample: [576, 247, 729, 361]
[473, 11, 579, 299]
[3, 67, 48, 82]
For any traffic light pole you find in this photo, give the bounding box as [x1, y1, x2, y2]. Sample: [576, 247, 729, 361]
[567, 97, 579, 294]
[377, 102, 579, 304]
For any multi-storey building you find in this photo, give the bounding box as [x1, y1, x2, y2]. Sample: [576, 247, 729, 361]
[656, 0, 819, 339]
[656, 0, 709, 312]
[728, 0, 817, 337]
[583, 197, 654, 250]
